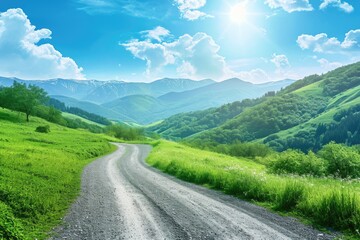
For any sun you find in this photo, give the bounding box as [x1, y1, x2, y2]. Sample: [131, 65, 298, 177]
[229, 3, 248, 24]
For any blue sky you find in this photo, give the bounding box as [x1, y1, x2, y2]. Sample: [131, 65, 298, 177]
[0, 0, 359, 82]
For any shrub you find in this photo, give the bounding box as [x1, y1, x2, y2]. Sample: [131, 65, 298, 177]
[105, 124, 144, 141]
[319, 142, 360, 178]
[214, 142, 273, 158]
[35, 125, 50, 133]
[268, 150, 327, 177]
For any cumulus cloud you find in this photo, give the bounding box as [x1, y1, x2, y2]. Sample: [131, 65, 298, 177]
[271, 54, 290, 69]
[317, 58, 343, 69]
[235, 69, 270, 84]
[265, 0, 313, 13]
[320, 0, 354, 13]
[141, 26, 170, 42]
[0, 8, 84, 80]
[174, 0, 212, 20]
[121, 28, 227, 79]
[297, 29, 360, 53]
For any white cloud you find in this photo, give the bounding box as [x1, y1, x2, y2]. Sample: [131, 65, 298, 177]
[317, 58, 343, 69]
[235, 69, 270, 84]
[174, 0, 212, 20]
[177, 61, 196, 78]
[265, 0, 313, 13]
[141, 26, 170, 42]
[271, 54, 290, 69]
[121, 40, 176, 76]
[297, 30, 360, 53]
[0, 8, 84, 80]
[320, 0, 354, 13]
[122, 31, 227, 79]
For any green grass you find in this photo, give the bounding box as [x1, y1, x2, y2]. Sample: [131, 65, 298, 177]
[147, 140, 360, 237]
[0, 108, 116, 239]
[61, 112, 105, 127]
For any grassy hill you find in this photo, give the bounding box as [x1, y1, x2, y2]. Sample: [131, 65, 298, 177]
[102, 95, 168, 124]
[61, 112, 105, 127]
[152, 62, 360, 152]
[51, 95, 136, 122]
[0, 108, 116, 239]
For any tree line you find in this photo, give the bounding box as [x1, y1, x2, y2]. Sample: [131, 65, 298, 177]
[47, 98, 112, 126]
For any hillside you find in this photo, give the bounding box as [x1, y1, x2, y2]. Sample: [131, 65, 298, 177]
[152, 62, 360, 151]
[158, 78, 293, 111]
[51, 95, 136, 122]
[0, 108, 115, 239]
[149, 96, 267, 140]
[102, 95, 167, 124]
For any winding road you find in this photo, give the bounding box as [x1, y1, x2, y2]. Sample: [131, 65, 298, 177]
[52, 143, 334, 239]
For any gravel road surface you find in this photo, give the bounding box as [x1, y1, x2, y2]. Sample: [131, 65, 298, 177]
[52, 143, 335, 239]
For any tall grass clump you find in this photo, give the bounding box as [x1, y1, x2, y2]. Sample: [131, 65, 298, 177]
[301, 190, 360, 231]
[275, 181, 306, 211]
[0, 202, 26, 240]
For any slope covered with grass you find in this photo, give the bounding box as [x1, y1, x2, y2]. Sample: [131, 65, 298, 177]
[147, 140, 360, 237]
[181, 62, 360, 151]
[0, 108, 115, 239]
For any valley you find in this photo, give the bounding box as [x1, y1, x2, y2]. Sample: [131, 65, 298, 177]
[1, 61, 360, 239]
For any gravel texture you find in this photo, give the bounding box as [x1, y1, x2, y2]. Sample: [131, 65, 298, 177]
[51, 143, 336, 240]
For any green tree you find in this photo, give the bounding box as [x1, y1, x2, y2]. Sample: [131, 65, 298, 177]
[0, 82, 48, 122]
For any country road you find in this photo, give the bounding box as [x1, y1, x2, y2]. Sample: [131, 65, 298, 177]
[52, 143, 335, 240]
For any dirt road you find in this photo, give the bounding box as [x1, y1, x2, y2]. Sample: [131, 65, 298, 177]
[52, 143, 334, 239]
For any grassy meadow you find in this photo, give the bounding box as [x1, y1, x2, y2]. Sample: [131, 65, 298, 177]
[147, 140, 360, 238]
[0, 108, 116, 239]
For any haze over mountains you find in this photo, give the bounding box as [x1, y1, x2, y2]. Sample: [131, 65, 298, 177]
[0, 77, 294, 124]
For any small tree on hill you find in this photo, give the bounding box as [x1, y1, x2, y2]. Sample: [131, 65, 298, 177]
[0, 82, 48, 122]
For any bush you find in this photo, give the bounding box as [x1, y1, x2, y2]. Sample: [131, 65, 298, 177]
[319, 142, 360, 178]
[105, 124, 144, 141]
[268, 150, 327, 177]
[35, 125, 50, 133]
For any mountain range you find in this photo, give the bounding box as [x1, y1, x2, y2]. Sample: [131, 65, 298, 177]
[0, 77, 294, 124]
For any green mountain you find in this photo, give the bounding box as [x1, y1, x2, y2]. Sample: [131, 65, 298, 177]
[102, 95, 167, 124]
[51, 95, 136, 122]
[102, 78, 294, 124]
[151, 62, 360, 152]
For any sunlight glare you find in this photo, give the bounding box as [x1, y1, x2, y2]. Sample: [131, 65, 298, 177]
[230, 3, 248, 24]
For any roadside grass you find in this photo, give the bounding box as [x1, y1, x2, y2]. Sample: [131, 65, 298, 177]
[147, 140, 360, 237]
[0, 108, 116, 239]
